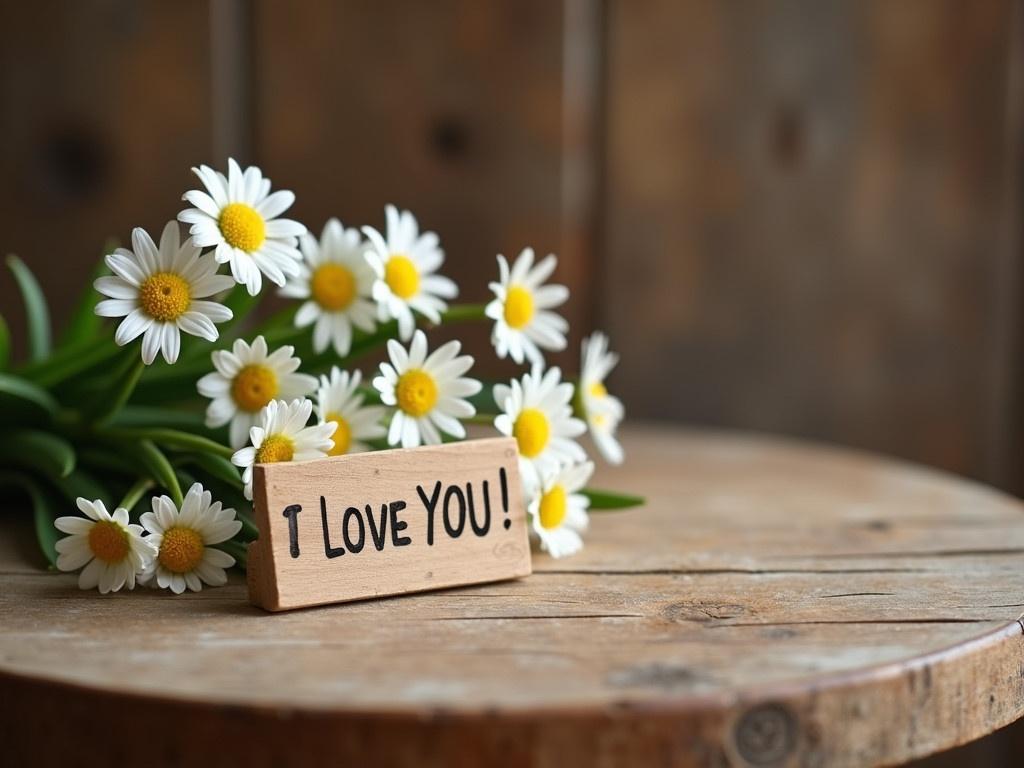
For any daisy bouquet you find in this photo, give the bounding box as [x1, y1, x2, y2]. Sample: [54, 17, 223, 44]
[0, 159, 641, 595]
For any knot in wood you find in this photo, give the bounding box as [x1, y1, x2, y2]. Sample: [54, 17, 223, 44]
[733, 703, 797, 766]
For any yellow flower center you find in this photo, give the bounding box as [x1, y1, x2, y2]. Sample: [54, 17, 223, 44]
[325, 412, 352, 456]
[384, 255, 420, 299]
[311, 263, 356, 311]
[513, 408, 550, 458]
[395, 369, 438, 417]
[255, 434, 295, 464]
[219, 202, 266, 252]
[138, 272, 191, 322]
[589, 381, 608, 399]
[503, 285, 535, 329]
[538, 485, 568, 530]
[158, 526, 205, 574]
[231, 364, 278, 412]
[88, 520, 130, 563]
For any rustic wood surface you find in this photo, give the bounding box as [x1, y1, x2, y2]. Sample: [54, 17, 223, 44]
[2, 425, 1024, 767]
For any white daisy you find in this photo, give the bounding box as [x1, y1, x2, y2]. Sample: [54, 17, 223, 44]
[528, 461, 594, 558]
[280, 218, 378, 356]
[485, 247, 569, 371]
[493, 367, 587, 492]
[178, 158, 306, 296]
[54, 498, 156, 593]
[140, 482, 242, 594]
[578, 332, 626, 464]
[95, 221, 235, 365]
[231, 398, 336, 500]
[197, 335, 318, 449]
[373, 329, 482, 448]
[362, 205, 458, 341]
[315, 367, 387, 456]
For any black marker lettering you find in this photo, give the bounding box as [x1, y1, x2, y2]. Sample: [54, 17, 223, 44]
[282, 504, 302, 558]
[417, 481, 442, 545]
[500, 467, 511, 530]
[320, 496, 344, 558]
[366, 503, 388, 551]
[468, 482, 490, 536]
[342, 506, 365, 553]
[443, 484, 466, 538]
[390, 500, 411, 546]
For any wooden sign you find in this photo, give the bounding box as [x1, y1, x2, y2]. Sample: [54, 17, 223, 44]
[246, 437, 531, 611]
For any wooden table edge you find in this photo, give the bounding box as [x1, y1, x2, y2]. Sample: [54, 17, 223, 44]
[3, 616, 1022, 766]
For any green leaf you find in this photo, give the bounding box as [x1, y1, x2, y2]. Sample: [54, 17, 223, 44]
[249, 304, 298, 342]
[78, 447, 136, 476]
[20, 336, 120, 389]
[107, 405, 209, 433]
[52, 468, 108, 506]
[137, 439, 183, 507]
[0, 313, 9, 369]
[217, 537, 249, 570]
[89, 349, 145, 424]
[582, 488, 645, 510]
[0, 371, 58, 424]
[174, 466, 198, 489]
[5, 254, 51, 361]
[58, 246, 113, 348]
[106, 427, 234, 459]
[180, 451, 243, 489]
[33, 485, 61, 567]
[0, 472, 61, 567]
[0, 429, 75, 479]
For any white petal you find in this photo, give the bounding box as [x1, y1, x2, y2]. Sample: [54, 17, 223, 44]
[95, 298, 136, 318]
[141, 324, 162, 365]
[256, 190, 295, 219]
[160, 323, 181, 364]
[114, 310, 151, 346]
[94, 276, 137, 300]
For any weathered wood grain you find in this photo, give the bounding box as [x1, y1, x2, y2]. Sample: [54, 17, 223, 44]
[0, 0, 213, 356]
[602, 0, 1023, 488]
[2, 425, 1023, 766]
[250, 0, 595, 377]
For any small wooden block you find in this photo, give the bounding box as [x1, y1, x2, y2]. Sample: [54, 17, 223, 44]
[247, 437, 531, 611]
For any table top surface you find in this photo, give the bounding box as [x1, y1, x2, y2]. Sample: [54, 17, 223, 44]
[3, 424, 1024, 766]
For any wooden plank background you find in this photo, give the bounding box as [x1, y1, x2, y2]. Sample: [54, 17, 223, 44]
[0, 3, 1021, 760]
[604, 0, 1023, 490]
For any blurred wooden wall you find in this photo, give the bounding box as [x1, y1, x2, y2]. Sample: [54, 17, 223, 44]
[2, 1, 1023, 764]
[604, 0, 1024, 493]
[1, 0, 1022, 490]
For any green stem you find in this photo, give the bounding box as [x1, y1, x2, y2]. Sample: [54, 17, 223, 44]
[438, 303, 488, 324]
[118, 477, 154, 512]
[91, 348, 145, 425]
[138, 439, 183, 507]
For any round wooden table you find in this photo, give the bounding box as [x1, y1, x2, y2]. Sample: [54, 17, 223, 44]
[2, 426, 1023, 767]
